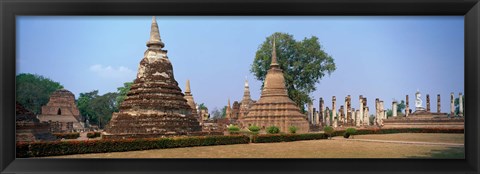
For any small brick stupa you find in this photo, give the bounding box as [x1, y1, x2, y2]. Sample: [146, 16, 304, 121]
[104, 17, 201, 139]
[241, 37, 309, 133]
[37, 89, 84, 132]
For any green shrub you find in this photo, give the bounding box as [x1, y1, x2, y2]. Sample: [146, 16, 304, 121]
[323, 126, 334, 139]
[288, 126, 298, 134]
[16, 135, 250, 158]
[266, 126, 280, 134]
[253, 133, 326, 143]
[345, 128, 357, 138]
[227, 125, 240, 134]
[53, 133, 80, 139]
[87, 132, 101, 138]
[343, 132, 350, 138]
[248, 125, 261, 133]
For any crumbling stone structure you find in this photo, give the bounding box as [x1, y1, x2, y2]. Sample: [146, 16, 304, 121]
[37, 89, 84, 132]
[104, 17, 201, 139]
[16, 102, 56, 142]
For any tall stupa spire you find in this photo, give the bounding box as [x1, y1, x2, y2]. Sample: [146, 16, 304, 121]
[147, 16, 165, 48]
[270, 36, 279, 68]
[185, 79, 191, 94]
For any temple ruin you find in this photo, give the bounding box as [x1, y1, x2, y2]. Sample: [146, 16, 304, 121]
[240, 37, 309, 133]
[16, 102, 56, 142]
[104, 17, 201, 139]
[37, 89, 84, 132]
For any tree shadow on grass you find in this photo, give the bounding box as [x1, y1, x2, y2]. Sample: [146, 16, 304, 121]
[407, 146, 465, 159]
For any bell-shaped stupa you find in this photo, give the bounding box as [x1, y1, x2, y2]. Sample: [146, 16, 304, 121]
[241, 37, 309, 133]
[104, 17, 201, 139]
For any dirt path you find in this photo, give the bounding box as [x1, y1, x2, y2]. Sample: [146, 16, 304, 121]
[332, 137, 464, 147]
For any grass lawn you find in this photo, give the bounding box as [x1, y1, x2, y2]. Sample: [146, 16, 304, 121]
[48, 133, 464, 159]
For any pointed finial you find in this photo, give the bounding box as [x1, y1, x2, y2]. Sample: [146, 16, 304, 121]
[244, 76, 249, 87]
[270, 35, 279, 68]
[147, 16, 165, 48]
[185, 79, 191, 93]
[228, 98, 231, 107]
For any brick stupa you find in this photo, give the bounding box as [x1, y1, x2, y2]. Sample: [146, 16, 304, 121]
[104, 17, 201, 139]
[37, 89, 84, 132]
[241, 37, 309, 133]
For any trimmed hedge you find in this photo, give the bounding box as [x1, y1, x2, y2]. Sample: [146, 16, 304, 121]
[17, 135, 250, 158]
[87, 132, 101, 138]
[17, 128, 463, 157]
[53, 133, 80, 139]
[253, 133, 327, 143]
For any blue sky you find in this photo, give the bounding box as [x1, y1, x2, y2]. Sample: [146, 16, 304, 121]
[16, 16, 464, 113]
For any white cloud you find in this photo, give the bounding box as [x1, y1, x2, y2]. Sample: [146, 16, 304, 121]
[89, 64, 135, 79]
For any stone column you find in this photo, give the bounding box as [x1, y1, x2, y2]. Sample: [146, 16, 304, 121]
[426, 94, 430, 112]
[392, 101, 397, 117]
[320, 97, 325, 125]
[308, 102, 313, 124]
[325, 107, 331, 126]
[339, 105, 345, 125]
[312, 108, 317, 125]
[459, 93, 463, 117]
[333, 113, 338, 128]
[380, 101, 385, 126]
[315, 111, 320, 125]
[344, 97, 348, 124]
[437, 94, 441, 113]
[450, 92, 455, 117]
[347, 95, 352, 124]
[364, 107, 370, 126]
[354, 109, 359, 127]
[359, 95, 364, 125]
[332, 96, 337, 126]
[405, 95, 409, 117]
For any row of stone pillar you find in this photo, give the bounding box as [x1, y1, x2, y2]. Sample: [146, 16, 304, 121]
[402, 92, 463, 117]
[310, 95, 371, 128]
[308, 92, 464, 128]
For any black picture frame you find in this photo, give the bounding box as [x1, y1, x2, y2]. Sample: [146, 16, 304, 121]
[1, 0, 479, 173]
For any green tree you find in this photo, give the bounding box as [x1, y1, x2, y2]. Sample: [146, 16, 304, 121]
[91, 92, 118, 128]
[77, 90, 118, 129]
[116, 81, 133, 107]
[221, 106, 227, 117]
[250, 32, 336, 113]
[198, 103, 208, 110]
[77, 90, 99, 121]
[397, 100, 406, 114]
[16, 73, 64, 114]
[210, 107, 223, 120]
[386, 109, 392, 117]
[454, 95, 465, 116]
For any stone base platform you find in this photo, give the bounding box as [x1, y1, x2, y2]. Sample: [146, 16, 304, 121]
[383, 114, 464, 129]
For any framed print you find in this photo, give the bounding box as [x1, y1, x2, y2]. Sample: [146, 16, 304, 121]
[1, 0, 479, 173]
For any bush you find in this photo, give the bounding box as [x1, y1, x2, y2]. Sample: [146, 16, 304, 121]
[253, 133, 327, 143]
[53, 133, 80, 139]
[323, 126, 335, 139]
[16, 135, 250, 158]
[288, 126, 298, 134]
[343, 132, 350, 138]
[266, 126, 280, 134]
[227, 125, 240, 134]
[87, 132, 101, 138]
[248, 125, 261, 134]
[345, 128, 357, 139]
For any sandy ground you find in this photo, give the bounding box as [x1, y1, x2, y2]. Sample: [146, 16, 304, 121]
[47, 133, 464, 159]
